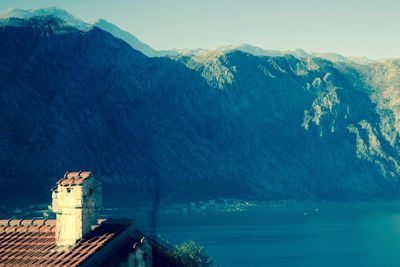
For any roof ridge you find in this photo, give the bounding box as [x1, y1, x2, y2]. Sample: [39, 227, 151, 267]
[0, 219, 56, 227]
[56, 171, 93, 187]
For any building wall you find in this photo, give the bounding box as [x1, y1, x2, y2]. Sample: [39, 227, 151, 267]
[127, 242, 153, 267]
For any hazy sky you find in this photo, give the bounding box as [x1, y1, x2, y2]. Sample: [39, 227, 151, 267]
[0, 0, 398, 59]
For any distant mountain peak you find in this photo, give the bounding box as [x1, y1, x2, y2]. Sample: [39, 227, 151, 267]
[0, 7, 159, 57]
[0, 15, 80, 35]
[92, 18, 158, 57]
[166, 43, 376, 65]
[0, 7, 89, 30]
[91, 18, 108, 24]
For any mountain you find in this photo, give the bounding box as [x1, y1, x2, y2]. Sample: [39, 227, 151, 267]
[170, 50, 400, 198]
[161, 43, 363, 63]
[1, 15, 400, 208]
[159, 44, 312, 58]
[92, 19, 158, 57]
[0, 7, 89, 29]
[0, 7, 368, 62]
[0, 7, 159, 57]
[0, 16, 231, 206]
[193, 44, 369, 64]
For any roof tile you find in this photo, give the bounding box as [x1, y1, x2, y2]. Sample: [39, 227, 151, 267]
[0, 219, 129, 266]
[55, 171, 93, 188]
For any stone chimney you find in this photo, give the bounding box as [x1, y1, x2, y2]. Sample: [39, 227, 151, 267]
[52, 171, 102, 247]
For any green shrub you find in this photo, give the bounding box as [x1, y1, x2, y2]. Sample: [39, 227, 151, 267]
[173, 240, 212, 267]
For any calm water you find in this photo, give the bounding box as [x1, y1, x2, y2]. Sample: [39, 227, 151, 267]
[104, 201, 400, 267]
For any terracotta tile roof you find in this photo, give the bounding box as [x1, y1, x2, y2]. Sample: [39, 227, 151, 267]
[0, 218, 130, 267]
[57, 171, 93, 187]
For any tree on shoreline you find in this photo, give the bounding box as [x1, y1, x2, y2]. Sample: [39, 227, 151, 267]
[173, 240, 212, 267]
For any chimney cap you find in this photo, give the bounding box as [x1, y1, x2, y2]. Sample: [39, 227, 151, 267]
[55, 171, 93, 188]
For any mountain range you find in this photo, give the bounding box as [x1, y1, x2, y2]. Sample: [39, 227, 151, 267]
[1, 8, 400, 207]
[1, 7, 371, 61]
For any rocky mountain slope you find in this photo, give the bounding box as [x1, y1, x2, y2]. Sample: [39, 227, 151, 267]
[1, 15, 400, 207]
[170, 50, 400, 198]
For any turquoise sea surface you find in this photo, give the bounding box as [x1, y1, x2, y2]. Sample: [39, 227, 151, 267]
[103, 201, 400, 267]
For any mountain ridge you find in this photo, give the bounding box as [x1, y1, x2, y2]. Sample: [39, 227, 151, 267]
[0, 7, 159, 57]
[0, 7, 377, 63]
[1, 14, 400, 207]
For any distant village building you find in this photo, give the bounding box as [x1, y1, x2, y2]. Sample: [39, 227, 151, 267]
[0, 171, 183, 267]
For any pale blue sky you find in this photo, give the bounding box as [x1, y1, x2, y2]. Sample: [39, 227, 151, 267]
[0, 0, 398, 59]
